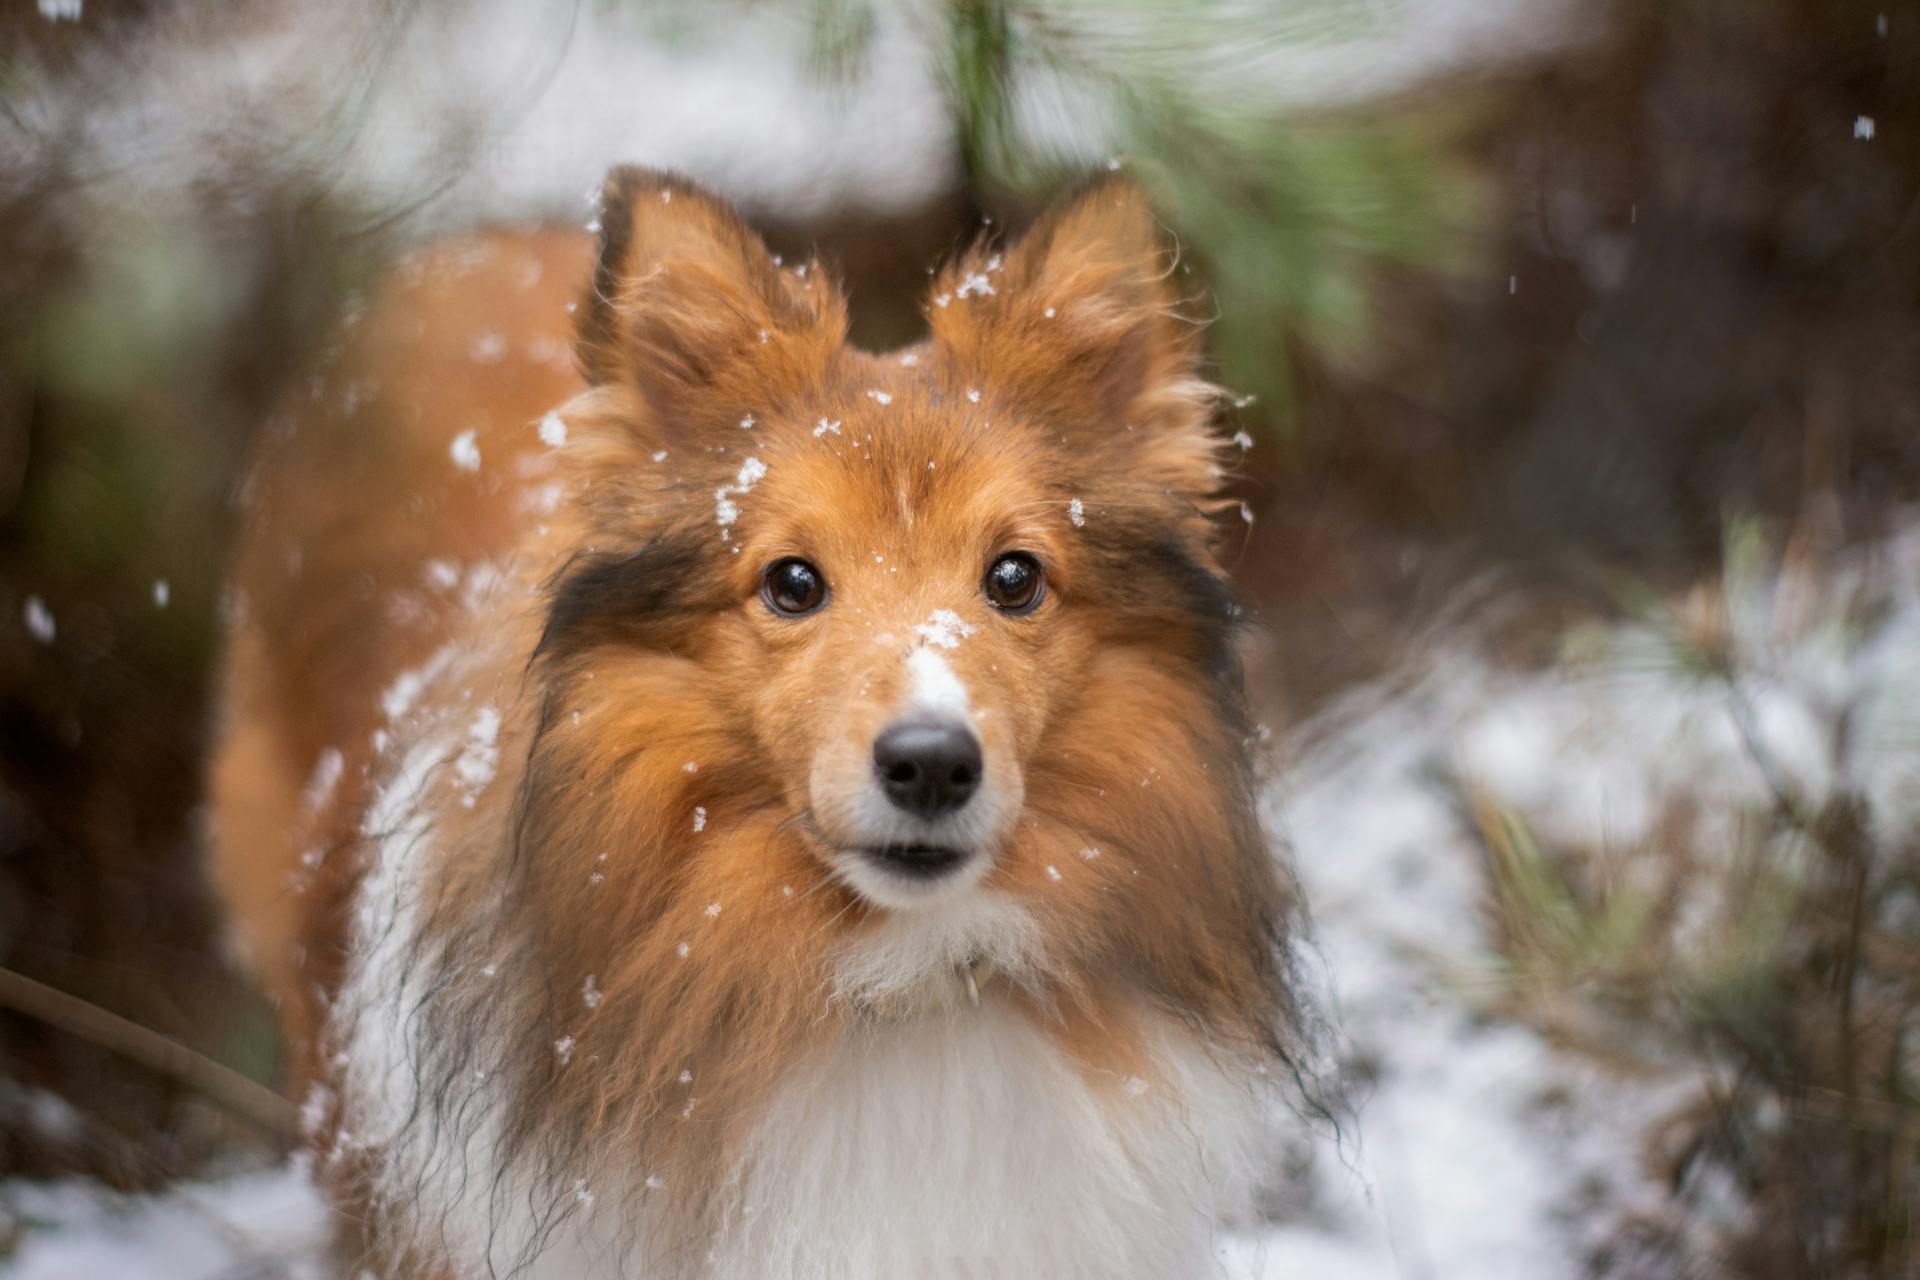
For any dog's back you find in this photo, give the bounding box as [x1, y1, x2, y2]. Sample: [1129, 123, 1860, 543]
[209, 227, 590, 1058]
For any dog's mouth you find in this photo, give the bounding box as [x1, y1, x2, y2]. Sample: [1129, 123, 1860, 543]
[861, 843, 970, 879]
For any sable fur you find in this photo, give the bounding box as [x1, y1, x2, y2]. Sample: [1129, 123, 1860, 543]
[210, 167, 1307, 1278]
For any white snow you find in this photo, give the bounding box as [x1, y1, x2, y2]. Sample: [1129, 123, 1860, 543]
[453, 703, 501, 807]
[537, 411, 567, 447]
[714, 455, 768, 530]
[300, 747, 346, 814]
[21, 596, 55, 645]
[0, 1167, 328, 1280]
[449, 428, 481, 472]
[913, 609, 976, 650]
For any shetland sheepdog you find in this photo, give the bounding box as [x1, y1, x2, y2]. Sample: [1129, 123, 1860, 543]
[210, 167, 1304, 1278]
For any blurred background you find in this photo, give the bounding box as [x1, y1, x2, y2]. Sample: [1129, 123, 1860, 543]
[2, 0, 1917, 1275]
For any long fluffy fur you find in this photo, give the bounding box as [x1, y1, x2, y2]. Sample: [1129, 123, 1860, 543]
[212, 168, 1311, 1278]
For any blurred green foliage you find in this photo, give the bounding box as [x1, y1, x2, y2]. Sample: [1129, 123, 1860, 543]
[800, 0, 1482, 432]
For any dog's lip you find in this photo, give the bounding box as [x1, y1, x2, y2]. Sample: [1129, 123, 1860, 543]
[858, 843, 971, 877]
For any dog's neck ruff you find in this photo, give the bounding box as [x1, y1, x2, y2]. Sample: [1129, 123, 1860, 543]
[331, 741, 1274, 1279]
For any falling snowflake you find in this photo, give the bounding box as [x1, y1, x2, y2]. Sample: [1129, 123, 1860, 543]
[22, 597, 54, 645]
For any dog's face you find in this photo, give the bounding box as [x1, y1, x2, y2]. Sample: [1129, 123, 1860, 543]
[708, 373, 1089, 908]
[540, 170, 1254, 924]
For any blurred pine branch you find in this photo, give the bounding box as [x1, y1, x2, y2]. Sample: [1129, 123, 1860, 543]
[800, 0, 1484, 434]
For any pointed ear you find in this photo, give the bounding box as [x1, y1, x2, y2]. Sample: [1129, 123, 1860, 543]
[927, 177, 1224, 498]
[575, 167, 846, 422]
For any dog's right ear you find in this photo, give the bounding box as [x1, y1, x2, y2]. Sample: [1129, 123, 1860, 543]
[574, 168, 846, 422]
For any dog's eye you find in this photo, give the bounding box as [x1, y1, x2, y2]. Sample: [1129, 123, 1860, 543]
[763, 558, 827, 616]
[983, 553, 1044, 614]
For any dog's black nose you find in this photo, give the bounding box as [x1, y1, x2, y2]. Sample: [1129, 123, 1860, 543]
[873, 720, 982, 817]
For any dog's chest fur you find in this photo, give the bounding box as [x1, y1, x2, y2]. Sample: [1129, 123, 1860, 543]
[530, 1004, 1267, 1280]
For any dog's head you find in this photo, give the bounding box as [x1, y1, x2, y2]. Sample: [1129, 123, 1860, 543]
[526, 169, 1280, 1024]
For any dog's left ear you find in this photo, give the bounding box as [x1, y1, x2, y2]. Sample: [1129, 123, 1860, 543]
[928, 178, 1223, 499]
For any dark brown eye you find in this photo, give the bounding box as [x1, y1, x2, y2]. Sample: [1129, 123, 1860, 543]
[984, 553, 1044, 614]
[763, 558, 826, 615]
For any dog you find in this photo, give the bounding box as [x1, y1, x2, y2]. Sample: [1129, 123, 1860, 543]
[209, 167, 1304, 1278]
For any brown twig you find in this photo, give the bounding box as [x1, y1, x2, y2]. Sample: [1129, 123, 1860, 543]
[0, 965, 294, 1139]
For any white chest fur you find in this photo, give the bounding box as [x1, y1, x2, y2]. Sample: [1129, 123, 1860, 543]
[698, 1002, 1269, 1280]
